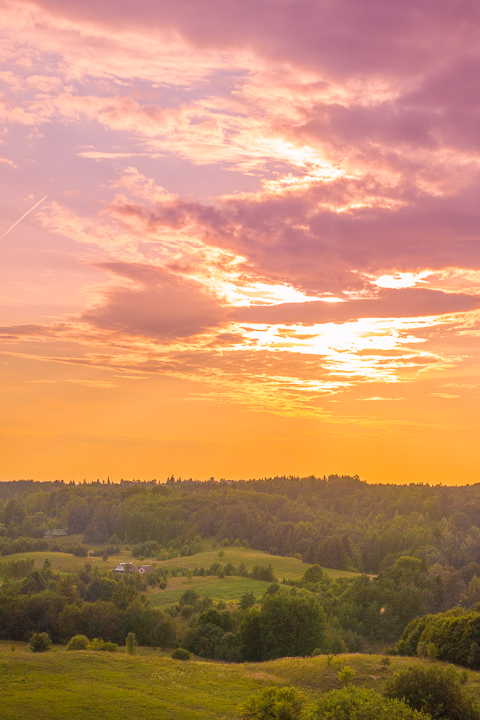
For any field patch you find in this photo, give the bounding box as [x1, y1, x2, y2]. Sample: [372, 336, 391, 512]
[1, 642, 480, 720]
[145, 544, 359, 581]
[148, 576, 282, 606]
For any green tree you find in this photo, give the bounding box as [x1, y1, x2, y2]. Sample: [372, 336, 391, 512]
[385, 665, 480, 720]
[126, 632, 137, 654]
[240, 591, 256, 611]
[240, 592, 326, 661]
[30, 632, 51, 652]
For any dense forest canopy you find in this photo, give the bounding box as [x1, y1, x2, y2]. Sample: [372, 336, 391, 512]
[3, 475, 480, 659]
[2, 475, 480, 574]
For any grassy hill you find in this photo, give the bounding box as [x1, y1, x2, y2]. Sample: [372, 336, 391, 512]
[1, 544, 360, 605]
[2, 543, 360, 578]
[149, 543, 359, 580]
[2, 642, 480, 720]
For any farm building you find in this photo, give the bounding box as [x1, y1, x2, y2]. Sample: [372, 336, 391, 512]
[43, 529, 68, 540]
[113, 562, 139, 575]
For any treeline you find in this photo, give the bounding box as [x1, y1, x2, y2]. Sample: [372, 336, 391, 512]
[3, 475, 480, 573]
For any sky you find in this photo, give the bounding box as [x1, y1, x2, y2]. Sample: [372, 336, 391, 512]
[1, 0, 480, 484]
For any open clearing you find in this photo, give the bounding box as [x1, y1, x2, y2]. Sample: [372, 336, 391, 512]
[148, 576, 284, 606]
[1, 642, 480, 720]
[1, 544, 360, 586]
[142, 544, 359, 581]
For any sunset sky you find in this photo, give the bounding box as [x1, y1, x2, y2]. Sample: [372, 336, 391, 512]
[1, 0, 480, 484]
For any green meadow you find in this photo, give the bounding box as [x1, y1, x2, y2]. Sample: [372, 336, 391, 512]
[148, 576, 282, 606]
[2, 641, 480, 720]
[1, 544, 360, 605]
[144, 543, 360, 581]
[0, 550, 119, 573]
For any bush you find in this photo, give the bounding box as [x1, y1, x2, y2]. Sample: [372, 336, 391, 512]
[126, 632, 137, 655]
[30, 632, 51, 652]
[89, 638, 118, 652]
[306, 686, 430, 720]
[337, 666, 356, 685]
[241, 686, 305, 720]
[67, 634, 89, 651]
[171, 648, 190, 660]
[72, 545, 88, 557]
[385, 665, 480, 720]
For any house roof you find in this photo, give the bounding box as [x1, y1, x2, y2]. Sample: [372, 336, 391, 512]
[139, 565, 153, 573]
[113, 562, 138, 573]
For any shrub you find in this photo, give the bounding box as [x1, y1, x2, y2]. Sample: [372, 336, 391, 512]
[306, 686, 430, 720]
[30, 632, 51, 652]
[67, 634, 89, 651]
[385, 664, 480, 720]
[72, 545, 88, 557]
[89, 638, 118, 652]
[241, 686, 305, 720]
[337, 666, 356, 685]
[171, 648, 190, 660]
[126, 632, 137, 655]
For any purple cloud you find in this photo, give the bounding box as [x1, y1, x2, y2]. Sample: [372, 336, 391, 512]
[82, 263, 228, 340]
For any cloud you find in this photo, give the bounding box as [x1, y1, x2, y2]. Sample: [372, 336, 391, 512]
[65, 378, 117, 388]
[233, 289, 480, 325]
[82, 262, 229, 341]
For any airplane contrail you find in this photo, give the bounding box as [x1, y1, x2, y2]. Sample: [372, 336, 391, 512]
[0, 195, 47, 240]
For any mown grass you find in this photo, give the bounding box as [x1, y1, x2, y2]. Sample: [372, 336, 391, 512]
[2, 641, 480, 720]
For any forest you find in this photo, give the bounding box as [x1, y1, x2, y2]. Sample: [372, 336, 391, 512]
[2, 475, 480, 662]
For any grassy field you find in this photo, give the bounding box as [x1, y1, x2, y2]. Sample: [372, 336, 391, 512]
[1, 641, 480, 720]
[148, 576, 284, 606]
[147, 544, 359, 581]
[1, 543, 359, 587]
[1, 550, 120, 573]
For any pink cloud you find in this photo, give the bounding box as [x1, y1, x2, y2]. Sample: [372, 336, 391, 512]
[82, 263, 229, 340]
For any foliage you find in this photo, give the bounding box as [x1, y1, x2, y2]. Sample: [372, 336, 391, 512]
[126, 632, 137, 654]
[66, 634, 89, 650]
[240, 686, 306, 720]
[0, 557, 34, 579]
[89, 638, 118, 651]
[171, 647, 190, 660]
[30, 632, 51, 652]
[240, 592, 326, 661]
[397, 609, 480, 669]
[8, 476, 480, 654]
[240, 591, 256, 611]
[385, 665, 480, 720]
[337, 666, 356, 685]
[305, 686, 431, 720]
